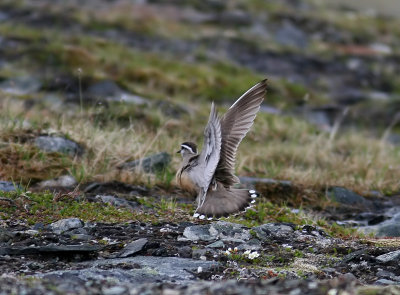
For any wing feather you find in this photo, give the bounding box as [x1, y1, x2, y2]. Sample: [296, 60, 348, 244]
[215, 79, 267, 187]
[194, 102, 222, 207]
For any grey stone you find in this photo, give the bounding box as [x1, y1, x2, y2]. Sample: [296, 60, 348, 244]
[86, 80, 149, 105]
[209, 221, 251, 242]
[254, 223, 294, 241]
[375, 279, 398, 285]
[206, 241, 225, 248]
[326, 187, 368, 206]
[192, 248, 207, 259]
[376, 250, 400, 263]
[183, 224, 215, 241]
[260, 105, 282, 115]
[218, 10, 252, 26]
[0, 228, 14, 243]
[34, 136, 83, 157]
[94, 195, 138, 210]
[49, 218, 84, 234]
[236, 239, 262, 251]
[376, 270, 396, 279]
[393, 212, 400, 222]
[0, 244, 102, 256]
[37, 256, 220, 284]
[333, 88, 365, 104]
[0, 181, 21, 192]
[118, 238, 148, 258]
[376, 223, 400, 238]
[370, 43, 392, 55]
[0, 76, 42, 95]
[156, 100, 190, 118]
[86, 80, 122, 98]
[119, 152, 171, 173]
[239, 177, 292, 187]
[0, 11, 9, 22]
[70, 234, 93, 241]
[275, 21, 308, 49]
[177, 246, 192, 258]
[103, 286, 127, 295]
[37, 175, 77, 188]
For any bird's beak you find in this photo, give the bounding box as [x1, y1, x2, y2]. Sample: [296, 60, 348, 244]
[176, 149, 181, 154]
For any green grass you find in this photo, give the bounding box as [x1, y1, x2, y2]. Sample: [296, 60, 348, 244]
[223, 200, 360, 238]
[0, 191, 134, 225]
[0, 0, 400, 240]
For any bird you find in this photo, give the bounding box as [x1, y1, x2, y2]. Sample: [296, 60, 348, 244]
[176, 79, 267, 218]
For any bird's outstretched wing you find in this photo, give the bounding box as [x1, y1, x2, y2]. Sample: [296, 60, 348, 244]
[192, 102, 222, 208]
[215, 79, 267, 187]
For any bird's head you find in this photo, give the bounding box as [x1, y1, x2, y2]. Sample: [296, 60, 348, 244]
[177, 142, 198, 157]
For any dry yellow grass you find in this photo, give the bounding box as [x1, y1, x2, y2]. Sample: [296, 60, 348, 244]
[1, 92, 400, 194]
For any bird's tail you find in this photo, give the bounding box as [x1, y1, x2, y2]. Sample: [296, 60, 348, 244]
[194, 184, 258, 218]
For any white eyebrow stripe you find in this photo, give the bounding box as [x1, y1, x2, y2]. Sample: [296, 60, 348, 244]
[181, 144, 194, 153]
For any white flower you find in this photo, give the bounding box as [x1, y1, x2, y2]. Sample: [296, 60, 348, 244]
[225, 248, 232, 255]
[244, 250, 251, 255]
[248, 251, 260, 260]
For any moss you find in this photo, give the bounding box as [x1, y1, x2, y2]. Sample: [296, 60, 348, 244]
[0, 143, 72, 184]
[0, 191, 133, 224]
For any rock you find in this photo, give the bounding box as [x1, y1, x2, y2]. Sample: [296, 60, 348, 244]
[102, 286, 127, 295]
[376, 250, 400, 263]
[0, 76, 42, 95]
[177, 246, 192, 258]
[376, 270, 396, 279]
[275, 21, 308, 49]
[340, 249, 367, 264]
[37, 175, 77, 188]
[375, 279, 398, 285]
[218, 10, 252, 26]
[239, 176, 292, 187]
[0, 228, 14, 243]
[253, 223, 294, 241]
[119, 152, 171, 173]
[86, 80, 121, 98]
[70, 234, 93, 241]
[94, 195, 139, 210]
[86, 80, 149, 105]
[326, 187, 369, 206]
[206, 241, 225, 248]
[376, 223, 400, 238]
[155, 100, 190, 118]
[333, 88, 365, 105]
[0, 11, 9, 22]
[0, 244, 102, 256]
[192, 248, 207, 259]
[34, 136, 83, 157]
[37, 256, 220, 284]
[118, 238, 148, 258]
[209, 221, 251, 242]
[259, 105, 282, 115]
[83, 181, 149, 196]
[49, 218, 84, 234]
[183, 224, 215, 241]
[183, 222, 251, 243]
[236, 239, 262, 251]
[369, 43, 392, 55]
[0, 181, 21, 192]
[366, 91, 390, 101]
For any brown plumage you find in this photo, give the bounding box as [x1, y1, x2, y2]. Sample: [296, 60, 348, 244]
[176, 79, 267, 217]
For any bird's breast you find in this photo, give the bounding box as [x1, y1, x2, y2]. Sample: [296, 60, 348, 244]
[176, 169, 198, 196]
